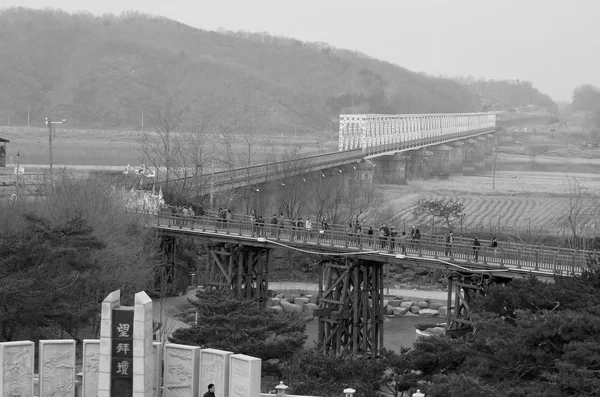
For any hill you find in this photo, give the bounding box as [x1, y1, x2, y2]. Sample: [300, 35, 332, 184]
[0, 7, 480, 134]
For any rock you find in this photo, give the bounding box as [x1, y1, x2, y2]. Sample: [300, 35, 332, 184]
[392, 307, 409, 316]
[271, 298, 281, 306]
[385, 306, 395, 315]
[275, 294, 285, 300]
[266, 358, 280, 365]
[303, 303, 318, 317]
[280, 300, 303, 313]
[388, 300, 403, 307]
[423, 326, 446, 336]
[414, 267, 430, 275]
[267, 306, 283, 313]
[305, 294, 316, 303]
[185, 314, 197, 323]
[294, 297, 310, 305]
[418, 309, 438, 317]
[410, 305, 421, 314]
[400, 301, 415, 308]
[265, 298, 274, 308]
[416, 301, 429, 309]
[429, 302, 444, 310]
[438, 307, 447, 317]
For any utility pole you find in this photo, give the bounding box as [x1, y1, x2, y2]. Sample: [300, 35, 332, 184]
[492, 147, 497, 190]
[45, 117, 66, 186]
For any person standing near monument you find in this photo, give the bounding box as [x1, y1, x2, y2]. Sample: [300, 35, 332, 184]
[204, 384, 216, 397]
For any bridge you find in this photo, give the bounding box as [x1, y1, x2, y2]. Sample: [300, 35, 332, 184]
[144, 209, 589, 358]
[163, 111, 547, 195]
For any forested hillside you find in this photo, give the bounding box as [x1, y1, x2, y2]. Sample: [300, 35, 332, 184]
[0, 7, 480, 133]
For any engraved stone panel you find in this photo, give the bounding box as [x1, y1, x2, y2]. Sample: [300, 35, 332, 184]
[39, 339, 76, 397]
[83, 339, 100, 397]
[0, 341, 35, 397]
[229, 354, 261, 397]
[199, 348, 232, 397]
[163, 344, 199, 397]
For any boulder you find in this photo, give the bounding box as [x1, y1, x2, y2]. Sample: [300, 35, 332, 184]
[280, 300, 303, 313]
[305, 294, 316, 303]
[185, 314, 197, 323]
[423, 326, 446, 336]
[438, 307, 447, 317]
[303, 303, 318, 317]
[271, 297, 281, 306]
[429, 302, 444, 310]
[392, 307, 409, 316]
[414, 267, 430, 275]
[385, 306, 395, 315]
[265, 298, 274, 308]
[416, 301, 429, 309]
[388, 300, 403, 307]
[418, 309, 438, 317]
[267, 306, 283, 313]
[410, 305, 421, 314]
[400, 301, 415, 308]
[294, 297, 310, 305]
[275, 294, 285, 300]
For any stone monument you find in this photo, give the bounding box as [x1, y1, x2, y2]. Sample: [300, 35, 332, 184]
[0, 340, 35, 397]
[82, 339, 100, 397]
[39, 339, 76, 397]
[98, 289, 153, 397]
[163, 344, 200, 397]
[229, 354, 261, 397]
[199, 348, 233, 397]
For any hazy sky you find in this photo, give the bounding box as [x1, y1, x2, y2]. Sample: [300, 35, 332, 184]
[2, 0, 598, 102]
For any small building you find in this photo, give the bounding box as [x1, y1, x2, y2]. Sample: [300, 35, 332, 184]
[0, 137, 8, 167]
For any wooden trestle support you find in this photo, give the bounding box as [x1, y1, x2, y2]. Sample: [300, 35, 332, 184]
[204, 242, 270, 307]
[446, 273, 489, 331]
[314, 258, 385, 357]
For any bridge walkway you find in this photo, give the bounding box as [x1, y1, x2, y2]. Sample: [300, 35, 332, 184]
[144, 212, 589, 278]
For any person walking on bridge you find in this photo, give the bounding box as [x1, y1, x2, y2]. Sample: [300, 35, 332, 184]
[305, 217, 313, 240]
[473, 237, 481, 261]
[445, 230, 454, 257]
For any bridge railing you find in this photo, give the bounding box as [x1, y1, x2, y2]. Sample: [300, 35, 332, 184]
[145, 211, 592, 275]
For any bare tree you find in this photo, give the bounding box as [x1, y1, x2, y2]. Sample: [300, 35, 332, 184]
[559, 175, 598, 249]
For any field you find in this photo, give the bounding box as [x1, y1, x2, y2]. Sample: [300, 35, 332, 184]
[383, 171, 600, 236]
[0, 126, 338, 167]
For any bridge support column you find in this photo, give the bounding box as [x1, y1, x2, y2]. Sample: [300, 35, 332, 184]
[314, 258, 384, 357]
[446, 273, 488, 333]
[371, 155, 406, 184]
[205, 243, 270, 307]
[429, 144, 452, 179]
[449, 142, 464, 174]
[405, 148, 433, 180]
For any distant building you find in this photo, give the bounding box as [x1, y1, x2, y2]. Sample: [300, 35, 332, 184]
[0, 137, 8, 167]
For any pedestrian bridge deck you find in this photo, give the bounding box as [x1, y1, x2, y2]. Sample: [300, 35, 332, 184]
[145, 212, 590, 279]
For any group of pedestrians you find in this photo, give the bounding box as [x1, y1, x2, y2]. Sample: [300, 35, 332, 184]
[446, 231, 498, 261]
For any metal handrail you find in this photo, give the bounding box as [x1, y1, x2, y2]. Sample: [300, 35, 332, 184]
[141, 211, 591, 276]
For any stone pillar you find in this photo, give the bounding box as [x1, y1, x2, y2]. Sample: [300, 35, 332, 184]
[199, 348, 233, 397]
[39, 339, 76, 397]
[229, 354, 261, 397]
[99, 290, 120, 397]
[83, 339, 100, 397]
[133, 291, 154, 397]
[163, 344, 200, 397]
[0, 341, 35, 397]
[406, 148, 432, 179]
[152, 342, 162, 397]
